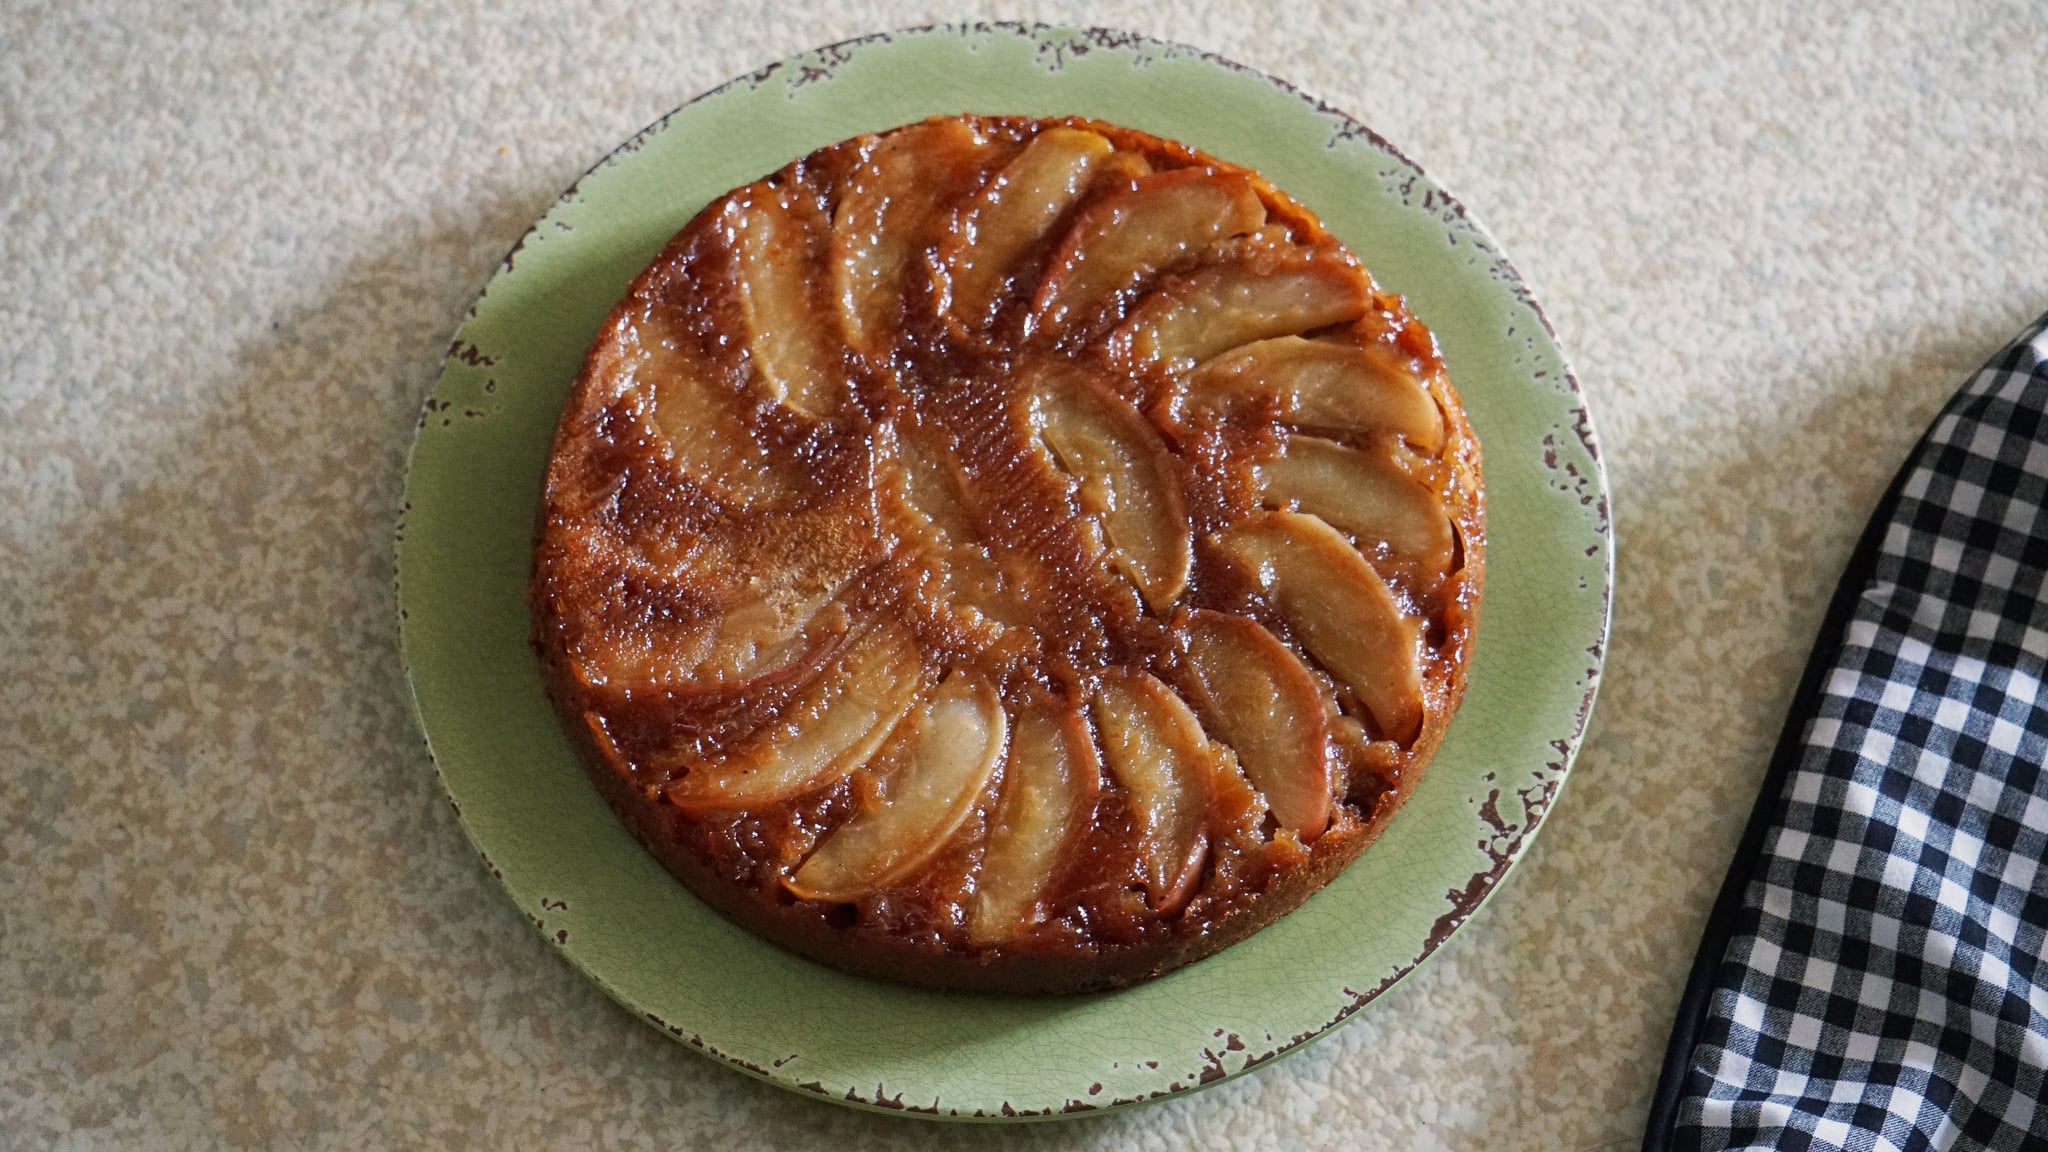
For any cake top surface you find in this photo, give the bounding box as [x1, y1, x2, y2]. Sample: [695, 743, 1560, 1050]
[531, 113, 1483, 966]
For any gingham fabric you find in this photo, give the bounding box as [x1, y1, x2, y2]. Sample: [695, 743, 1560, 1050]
[1647, 314, 2048, 1152]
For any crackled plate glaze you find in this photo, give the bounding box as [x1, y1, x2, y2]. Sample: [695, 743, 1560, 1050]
[396, 23, 1610, 1120]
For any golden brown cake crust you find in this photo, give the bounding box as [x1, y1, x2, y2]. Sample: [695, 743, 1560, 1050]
[530, 115, 1484, 993]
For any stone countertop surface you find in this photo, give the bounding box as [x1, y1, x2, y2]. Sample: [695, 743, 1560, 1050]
[4, 2, 2044, 1148]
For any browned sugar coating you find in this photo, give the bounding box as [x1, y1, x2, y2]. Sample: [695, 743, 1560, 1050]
[530, 114, 1484, 993]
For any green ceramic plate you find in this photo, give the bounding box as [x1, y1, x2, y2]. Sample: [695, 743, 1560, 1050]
[396, 22, 1610, 1120]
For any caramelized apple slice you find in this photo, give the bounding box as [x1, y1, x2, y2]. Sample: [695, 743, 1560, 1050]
[1114, 250, 1371, 367]
[1090, 150, 1155, 188]
[589, 582, 845, 693]
[786, 670, 1007, 901]
[1030, 171, 1265, 337]
[969, 697, 1103, 943]
[885, 429, 1033, 639]
[1255, 435, 1455, 580]
[1184, 337, 1444, 451]
[1181, 610, 1333, 841]
[1093, 671, 1224, 912]
[1027, 364, 1192, 610]
[1210, 511, 1425, 743]
[831, 120, 991, 357]
[941, 127, 1114, 331]
[735, 187, 842, 417]
[662, 621, 927, 812]
[688, 587, 848, 687]
[631, 313, 790, 504]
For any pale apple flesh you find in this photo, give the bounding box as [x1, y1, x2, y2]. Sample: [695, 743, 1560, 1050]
[1026, 362, 1192, 610]
[1030, 170, 1265, 337]
[1181, 609, 1333, 842]
[661, 620, 928, 811]
[630, 310, 792, 505]
[698, 591, 825, 680]
[734, 188, 843, 418]
[786, 670, 1007, 902]
[1092, 671, 1228, 912]
[685, 586, 855, 687]
[1113, 251, 1371, 367]
[1210, 511, 1425, 744]
[941, 127, 1114, 333]
[831, 119, 991, 356]
[884, 428, 1036, 640]
[1183, 336, 1445, 451]
[968, 696, 1103, 943]
[581, 582, 846, 695]
[1088, 150, 1155, 189]
[1254, 434, 1455, 581]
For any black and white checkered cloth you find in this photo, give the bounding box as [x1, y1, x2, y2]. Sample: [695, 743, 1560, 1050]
[1647, 314, 2048, 1152]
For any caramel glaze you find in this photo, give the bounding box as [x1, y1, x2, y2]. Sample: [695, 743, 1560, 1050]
[530, 115, 1485, 992]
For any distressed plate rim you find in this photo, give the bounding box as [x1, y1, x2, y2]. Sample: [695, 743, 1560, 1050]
[395, 21, 1612, 1122]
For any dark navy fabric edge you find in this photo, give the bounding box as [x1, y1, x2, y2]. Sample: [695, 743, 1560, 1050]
[1639, 384, 1967, 1151]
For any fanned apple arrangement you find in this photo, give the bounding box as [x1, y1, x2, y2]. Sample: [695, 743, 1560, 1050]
[531, 115, 1484, 992]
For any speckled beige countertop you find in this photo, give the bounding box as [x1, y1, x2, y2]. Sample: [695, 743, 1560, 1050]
[5, 2, 2045, 1148]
